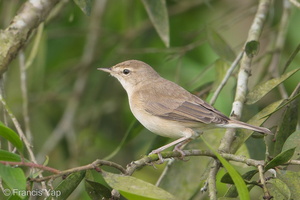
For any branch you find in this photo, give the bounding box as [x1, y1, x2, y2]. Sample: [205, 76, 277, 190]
[286, 159, 300, 165]
[207, 160, 219, 200]
[289, 0, 300, 8]
[2, 150, 299, 184]
[258, 165, 272, 200]
[212, 2, 271, 197]
[219, 0, 271, 154]
[30, 159, 126, 182]
[125, 150, 265, 176]
[0, 0, 60, 75]
[209, 51, 244, 105]
[0, 161, 60, 174]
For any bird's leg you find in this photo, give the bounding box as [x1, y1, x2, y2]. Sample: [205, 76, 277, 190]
[149, 137, 189, 163]
[149, 129, 194, 163]
[174, 129, 200, 160]
[173, 138, 193, 159]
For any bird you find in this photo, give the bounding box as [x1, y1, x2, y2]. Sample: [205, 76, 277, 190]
[98, 60, 272, 159]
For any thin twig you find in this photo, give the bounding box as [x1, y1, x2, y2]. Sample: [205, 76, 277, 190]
[286, 159, 300, 165]
[268, 0, 291, 99]
[0, 161, 60, 174]
[19, 52, 32, 142]
[0, 94, 36, 163]
[209, 51, 244, 105]
[282, 44, 300, 74]
[289, 0, 300, 8]
[207, 160, 219, 200]
[31, 159, 126, 182]
[25, 23, 45, 69]
[0, 77, 10, 151]
[258, 165, 272, 200]
[0, 93, 49, 191]
[155, 159, 175, 186]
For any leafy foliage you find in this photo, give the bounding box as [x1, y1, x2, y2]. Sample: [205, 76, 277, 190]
[0, 122, 23, 153]
[202, 137, 250, 200]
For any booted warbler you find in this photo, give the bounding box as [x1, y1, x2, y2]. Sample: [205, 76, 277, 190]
[98, 60, 272, 157]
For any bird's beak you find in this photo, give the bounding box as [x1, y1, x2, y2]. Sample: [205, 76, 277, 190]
[97, 68, 112, 73]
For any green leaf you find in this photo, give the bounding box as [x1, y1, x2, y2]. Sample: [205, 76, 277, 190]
[264, 84, 300, 157]
[102, 171, 176, 200]
[85, 179, 111, 199]
[206, 29, 236, 61]
[265, 148, 296, 171]
[0, 164, 26, 197]
[273, 108, 298, 156]
[201, 136, 250, 200]
[221, 169, 258, 185]
[46, 171, 86, 200]
[73, 0, 92, 16]
[262, 92, 300, 118]
[245, 40, 260, 58]
[266, 178, 291, 200]
[0, 122, 23, 153]
[246, 68, 300, 104]
[141, 0, 170, 47]
[223, 169, 258, 198]
[282, 130, 300, 160]
[0, 149, 21, 162]
[272, 85, 300, 156]
[276, 170, 300, 199]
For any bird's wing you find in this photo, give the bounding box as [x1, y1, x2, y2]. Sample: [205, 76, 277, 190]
[146, 99, 229, 124]
[136, 80, 229, 125]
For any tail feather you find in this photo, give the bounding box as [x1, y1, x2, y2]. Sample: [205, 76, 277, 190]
[226, 120, 273, 135]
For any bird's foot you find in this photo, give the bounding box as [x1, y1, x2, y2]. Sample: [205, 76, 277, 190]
[173, 144, 189, 161]
[149, 150, 164, 164]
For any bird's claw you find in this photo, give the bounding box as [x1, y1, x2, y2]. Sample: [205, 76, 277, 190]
[173, 146, 189, 161]
[149, 150, 165, 164]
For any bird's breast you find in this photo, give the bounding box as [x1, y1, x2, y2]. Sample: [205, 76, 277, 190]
[128, 99, 188, 138]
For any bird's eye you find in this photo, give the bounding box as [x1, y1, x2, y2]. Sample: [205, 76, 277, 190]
[122, 69, 130, 75]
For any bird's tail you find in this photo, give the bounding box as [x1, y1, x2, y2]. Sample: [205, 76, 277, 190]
[226, 120, 273, 135]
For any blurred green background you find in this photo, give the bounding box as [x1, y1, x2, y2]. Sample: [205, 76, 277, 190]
[1, 0, 300, 199]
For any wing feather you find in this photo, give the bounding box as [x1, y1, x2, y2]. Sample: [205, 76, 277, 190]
[134, 79, 229, 125]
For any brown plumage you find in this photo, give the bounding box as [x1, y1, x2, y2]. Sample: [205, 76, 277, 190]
[98, 60, 272, 157]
